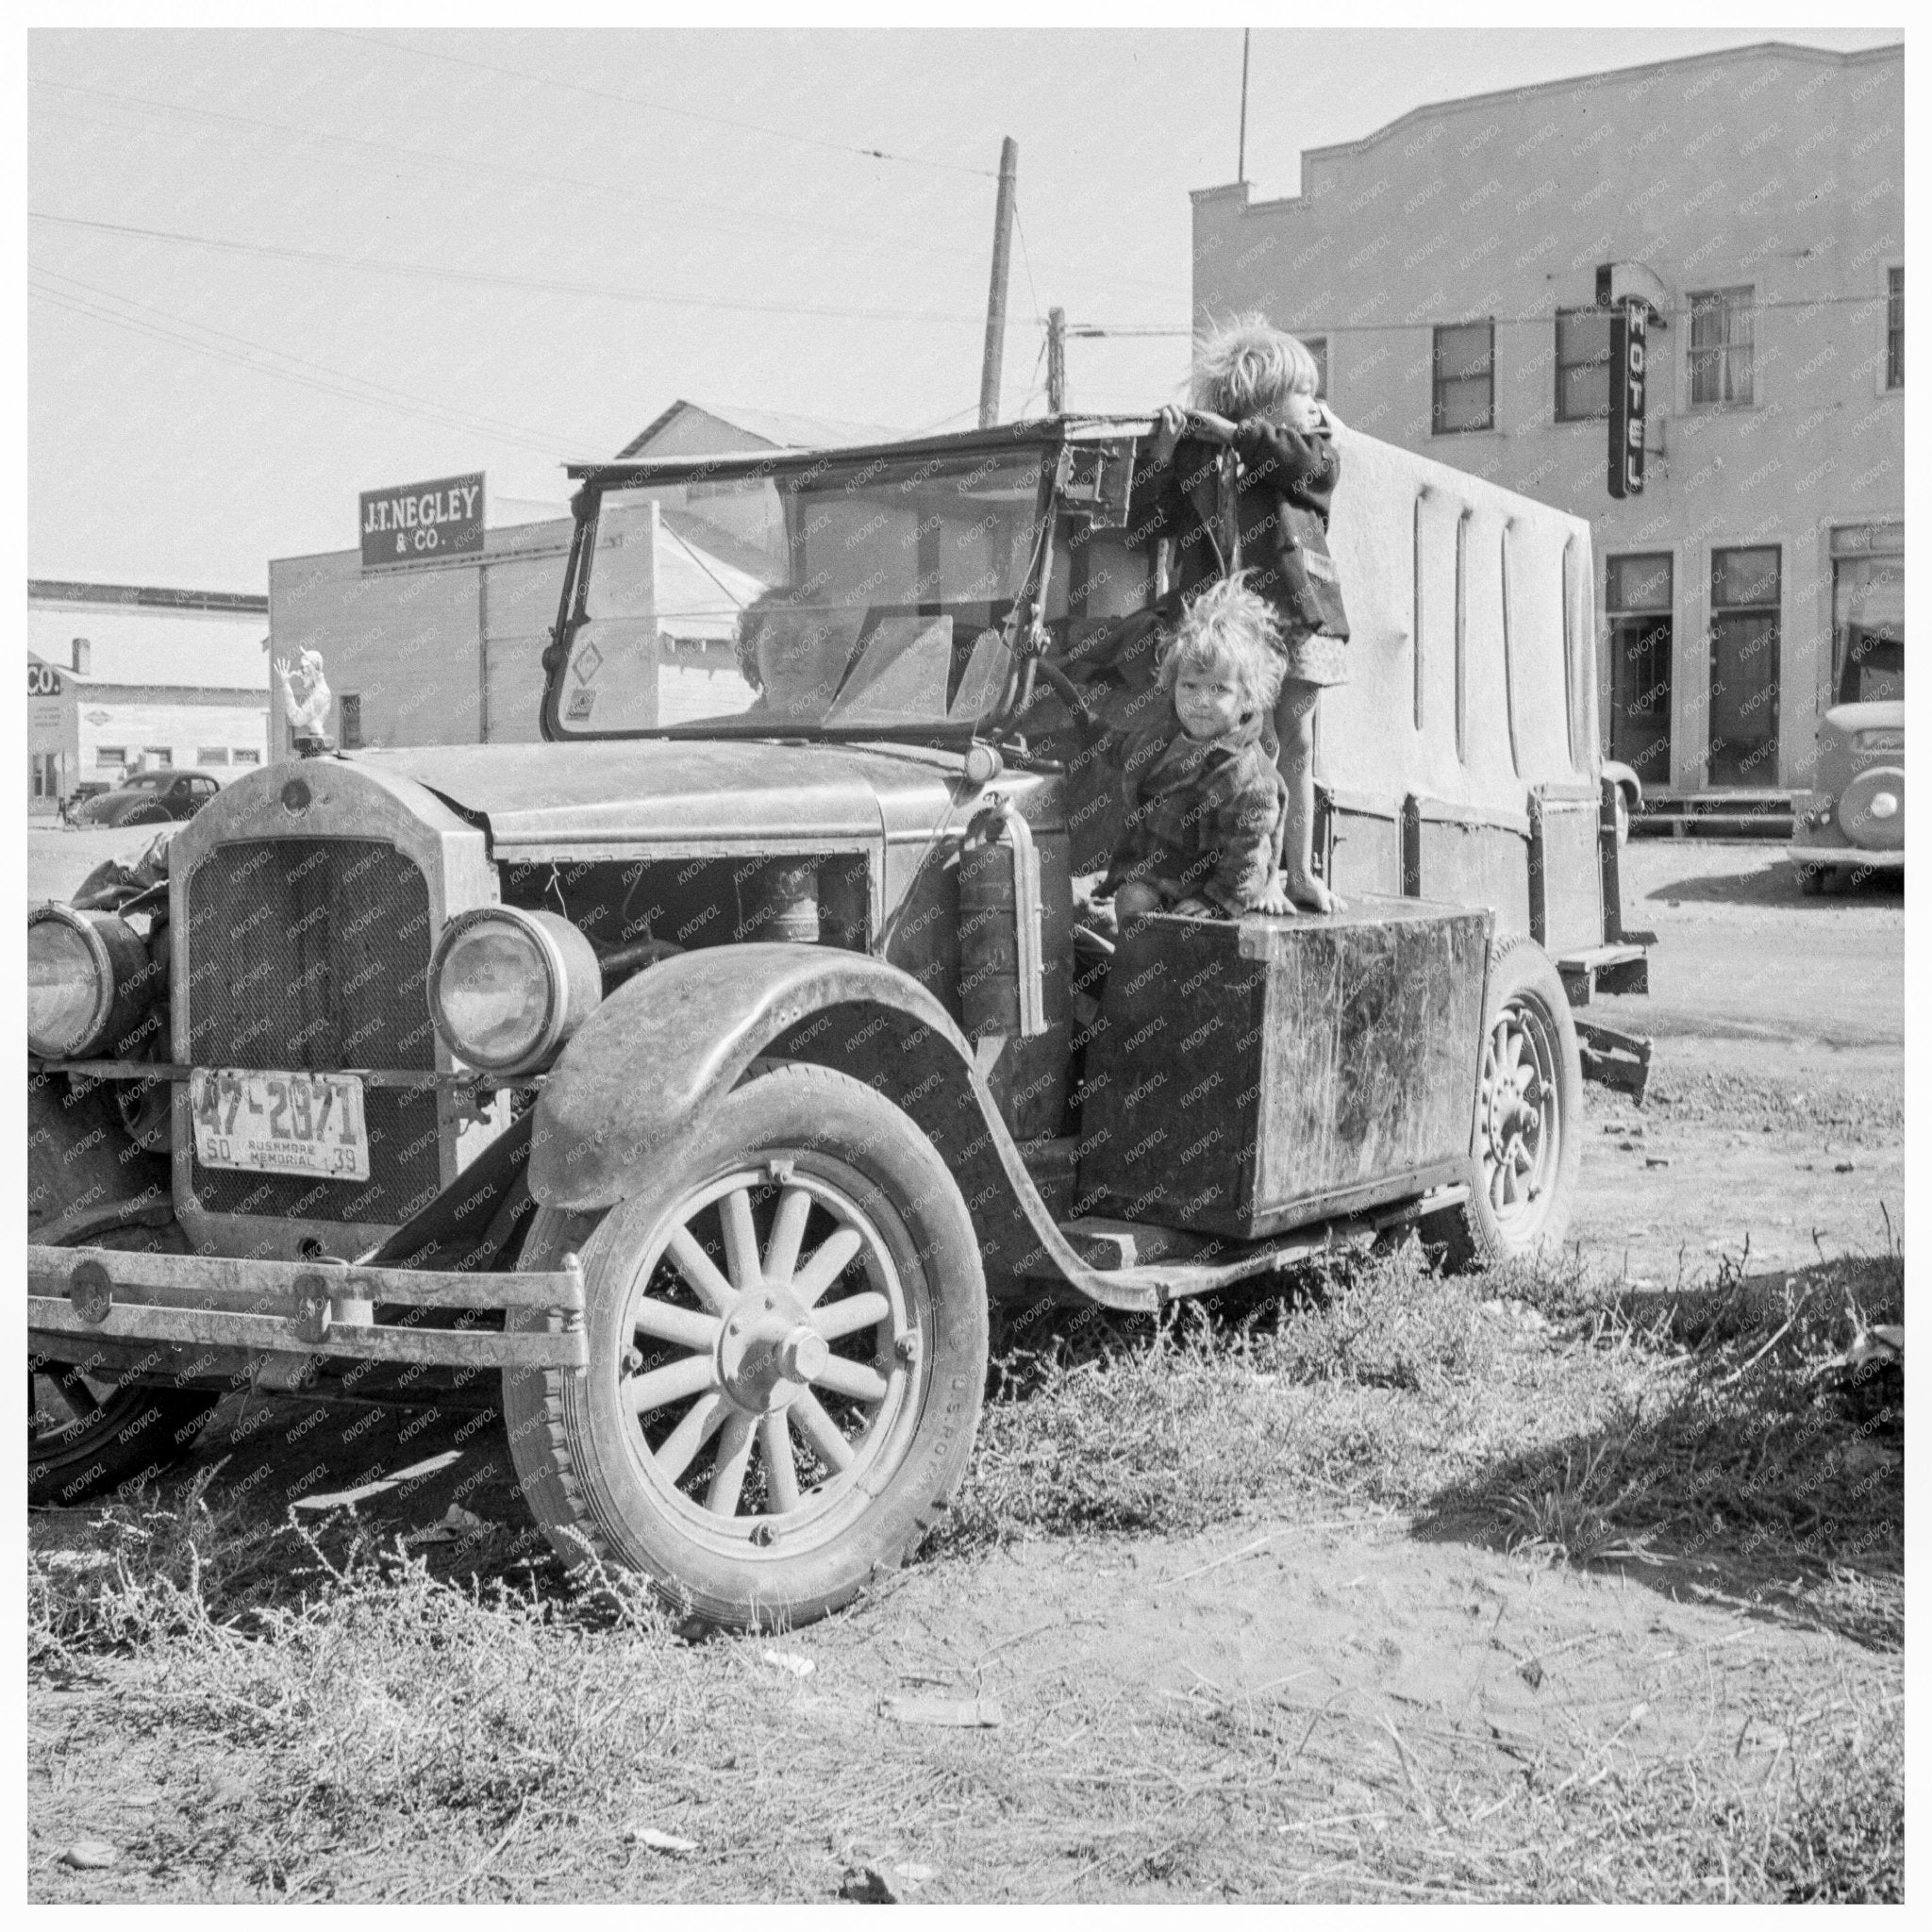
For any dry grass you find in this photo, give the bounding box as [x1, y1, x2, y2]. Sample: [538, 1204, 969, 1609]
[30, 1242, 1904, 1903]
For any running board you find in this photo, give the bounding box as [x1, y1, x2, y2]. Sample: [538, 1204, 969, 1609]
[1557, 941, 1649, 1005]
[1029, 1185, 1471, 1304]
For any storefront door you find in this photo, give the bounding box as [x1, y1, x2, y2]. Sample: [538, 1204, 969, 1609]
[1707, 545, 1781, 788]
[1604, 553, 1673, 785]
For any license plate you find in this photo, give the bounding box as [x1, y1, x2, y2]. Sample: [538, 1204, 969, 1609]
[190, 1069, 371, 1182]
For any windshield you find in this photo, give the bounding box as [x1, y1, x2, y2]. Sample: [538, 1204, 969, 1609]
[550, 449, 1046, 736]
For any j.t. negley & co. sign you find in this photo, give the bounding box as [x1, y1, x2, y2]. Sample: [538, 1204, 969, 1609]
[359, 473, 485, 568]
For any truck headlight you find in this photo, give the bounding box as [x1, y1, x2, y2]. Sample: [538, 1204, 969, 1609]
[426, 907, 602, 1074]
[27, 905, 154, 1059]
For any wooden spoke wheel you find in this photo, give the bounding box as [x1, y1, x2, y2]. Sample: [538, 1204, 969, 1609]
[504, 1063, 987, 1630]
[1424, 938, 1583, 1269]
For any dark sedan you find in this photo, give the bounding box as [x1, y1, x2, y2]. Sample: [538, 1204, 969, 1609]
[69, 769, 225, 828]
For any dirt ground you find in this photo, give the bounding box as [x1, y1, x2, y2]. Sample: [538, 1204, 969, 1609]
[1574, 836, 1902, 1283]
[27, 828, 1905, 1901]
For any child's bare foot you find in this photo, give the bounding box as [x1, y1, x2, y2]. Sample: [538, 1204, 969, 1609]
[1285, 870, 1343, 915]
[1254, 877, 1296, 916]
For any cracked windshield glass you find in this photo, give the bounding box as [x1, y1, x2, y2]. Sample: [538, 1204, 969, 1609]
[554, 450, 1046, 734]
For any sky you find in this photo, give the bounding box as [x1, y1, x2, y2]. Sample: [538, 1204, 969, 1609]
[28, 25, 1903, 591]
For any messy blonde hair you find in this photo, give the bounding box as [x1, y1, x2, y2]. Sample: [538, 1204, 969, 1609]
[1158, 574, 1286, 716]
[1190, 312, 1321, 417]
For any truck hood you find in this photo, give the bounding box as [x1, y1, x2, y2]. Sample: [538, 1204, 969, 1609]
[347, 738, 974, 856]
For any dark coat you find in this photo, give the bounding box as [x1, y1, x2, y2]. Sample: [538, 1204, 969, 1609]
[1093, 703, 1287, 916]
[1131, 419, 1351, 642]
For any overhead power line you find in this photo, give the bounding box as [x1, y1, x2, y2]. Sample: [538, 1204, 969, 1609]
[34, 75, 1191, 305]
[31, 75, 956, 251]
[329, 29, 996, 176]
[29, 275, 582, 458]
[31, 210, 993, 327]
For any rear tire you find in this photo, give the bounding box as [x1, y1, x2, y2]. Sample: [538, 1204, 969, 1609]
[502, 1063, 987, 1630]
[1798, 862, 1827, 897]
[1423, 938, 1583, 1270]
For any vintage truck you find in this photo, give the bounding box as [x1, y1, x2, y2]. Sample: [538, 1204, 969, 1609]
[28, 410, 1649, 1628]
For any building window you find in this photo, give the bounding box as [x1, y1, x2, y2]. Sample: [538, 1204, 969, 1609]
[1302, 335, 1328, 398]
[1887, 267, 1904, 390]
[196, 746, 230, 765]
[1433, 321, 1494, 434]
[1688, 287, 1754, 408]
[1830, 525, 1904, 706]
[31, 753, 62, 800]
[95, 745, 125, 768]
[1708, 546, 1781, 787]
[142, 746, 173, 769]
[1555, 308, 1612, 422]
[340, 693, 363, 750]
[1604, 554, 1674, 788]
[233, 749, 261, 766]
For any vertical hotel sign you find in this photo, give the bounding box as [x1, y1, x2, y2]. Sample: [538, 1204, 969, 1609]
[360, 473, 486, 569]
[1607, 303, 1646, 500]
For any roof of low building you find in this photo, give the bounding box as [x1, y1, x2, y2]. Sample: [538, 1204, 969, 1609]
[28, 579, 268, 615]
[617, 399, 905, 461]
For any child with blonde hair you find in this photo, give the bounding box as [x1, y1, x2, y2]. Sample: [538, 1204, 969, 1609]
[1140, 314, 1351, 912]
[1041, 575, 1291, 921]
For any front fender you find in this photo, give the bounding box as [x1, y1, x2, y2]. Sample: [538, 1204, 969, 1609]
[530, 943, 974, 1210]
[526, 942, 1159, 1312]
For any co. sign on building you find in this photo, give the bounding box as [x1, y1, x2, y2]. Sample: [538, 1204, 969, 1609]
[359, 473, 486, 569]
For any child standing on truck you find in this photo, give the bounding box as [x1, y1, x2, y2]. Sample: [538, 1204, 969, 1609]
[1137, 316, 1351, 913]
[1041, 575, 1291, 922]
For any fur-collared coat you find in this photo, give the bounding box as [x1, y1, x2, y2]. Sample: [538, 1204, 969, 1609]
[1132, 418, 1351, 649]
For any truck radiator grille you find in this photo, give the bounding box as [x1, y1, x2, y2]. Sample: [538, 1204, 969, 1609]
[181, 837, 441, 1225]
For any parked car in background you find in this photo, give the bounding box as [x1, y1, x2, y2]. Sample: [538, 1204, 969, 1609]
[1789, 700, 1905, 893]
[58, 779, 114, 824]
[68, 768, 225, 828]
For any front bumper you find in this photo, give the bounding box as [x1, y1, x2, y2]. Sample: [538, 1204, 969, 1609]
[27, 1245, 587, 1373]
[1785, 845, 1905, 870]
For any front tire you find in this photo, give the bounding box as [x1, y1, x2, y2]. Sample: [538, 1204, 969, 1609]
[1424, 938, 1583, 1270]
[30, 1226, 221, 1509]
[503, 1063, 987, 1630]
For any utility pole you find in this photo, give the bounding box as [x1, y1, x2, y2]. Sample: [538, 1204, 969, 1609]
[1046, 307, 1066, 415]
[1238, 29, 1251, 182]
[978, 137, 1018, 428]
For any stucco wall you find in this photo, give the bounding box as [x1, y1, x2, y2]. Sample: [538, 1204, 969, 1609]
[1192, 42, 1903, 795]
